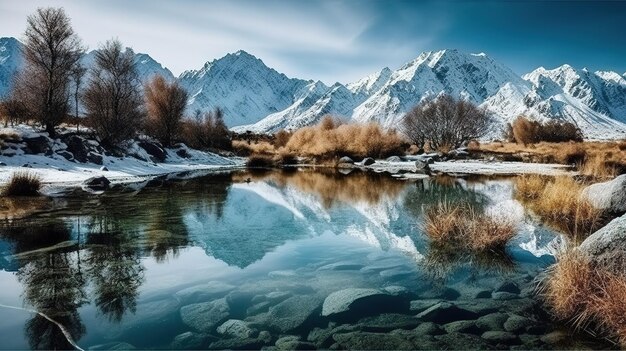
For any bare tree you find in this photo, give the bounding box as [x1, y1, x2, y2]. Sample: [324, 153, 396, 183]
[144, 75, 188, 147]
[0, 97, 30, 127]
[83, 39, 144, 147]
[401, 94, 492, 151]
[182, 108, 231, 150]
[13, 7, 84, 137]
[70, 63, 87, 132]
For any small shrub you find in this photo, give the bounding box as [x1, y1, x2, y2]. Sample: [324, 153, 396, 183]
[423, 201, 517, 252]
[273, 129, 292, 148]
[511, 116, 583, 145]
[1, 171, 42, 196]
[232, 140, 276, 156]
[275, 152, 298, 166]
[246, 154, 276, 168]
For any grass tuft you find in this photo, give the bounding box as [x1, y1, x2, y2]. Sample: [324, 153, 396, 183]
[423, 201, 517, 252]
[514, 175, 604, 239]
[1, 171, 42, 197]
[541, 248, 626, 346]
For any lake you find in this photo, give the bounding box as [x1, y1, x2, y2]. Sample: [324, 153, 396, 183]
[0, 169, 612, 350]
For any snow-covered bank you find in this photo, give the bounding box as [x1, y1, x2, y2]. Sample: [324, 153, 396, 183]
[365, 159, 574, 176]
[0, 125, 244, 191]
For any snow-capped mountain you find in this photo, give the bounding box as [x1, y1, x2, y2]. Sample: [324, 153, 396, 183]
[240, 49, 626, 139]
[0, 37, 174, 98]
[81, 48, 175, 83]
[178, 50, 312, 127]
[0, 37, 23, 98]
[1, 35, 625, 139]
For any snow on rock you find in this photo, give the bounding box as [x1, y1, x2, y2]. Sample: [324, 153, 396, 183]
[0, 125, 242, 190]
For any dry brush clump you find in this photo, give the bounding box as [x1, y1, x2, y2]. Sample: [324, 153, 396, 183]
[541, 248, 626, 346]
[514, 175, 604, 239]
[1, 171, 42, 197]
[284, 116, 406, 160]
[423, 201, 517, 252]
[144, 75, 188, 147]
[509, 116, 583, 145]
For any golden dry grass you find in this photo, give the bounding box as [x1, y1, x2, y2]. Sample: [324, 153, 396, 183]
[542, 248, 626, 346]
[1, 171, 42, 197]
[284, 116, 406, 160]
[232, 140, 276, 156]
[514, 175, 604, 239]
[423, 201, 517, 252]
[480, 141, 626, 179]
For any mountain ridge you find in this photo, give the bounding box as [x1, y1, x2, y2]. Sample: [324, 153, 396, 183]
[1, 37, 624, 139]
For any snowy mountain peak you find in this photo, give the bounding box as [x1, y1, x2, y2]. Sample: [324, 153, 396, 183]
[346, 66, 392, 96]
[0, 37, 23, 98]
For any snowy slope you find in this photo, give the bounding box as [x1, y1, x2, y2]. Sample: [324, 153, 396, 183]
[178, 50, 311, 127]
[0, 37, 23, 98]
[81, 49, 175, 83]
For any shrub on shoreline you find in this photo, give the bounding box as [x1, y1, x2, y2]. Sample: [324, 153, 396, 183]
[509, 116, 583, 145]
[514, 175, 604, 239]
[541, 248, 626, 346]
[1, 171, 42, 196]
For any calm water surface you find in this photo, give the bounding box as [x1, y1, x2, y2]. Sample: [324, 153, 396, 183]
[0, 169, 612, 350]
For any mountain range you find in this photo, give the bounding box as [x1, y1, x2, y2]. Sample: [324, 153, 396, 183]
[1, 36, 625, 139]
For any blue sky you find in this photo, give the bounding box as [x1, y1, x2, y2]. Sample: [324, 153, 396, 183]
[1, 0, 624, 84]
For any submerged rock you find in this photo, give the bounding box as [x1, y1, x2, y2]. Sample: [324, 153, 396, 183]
[267, 295, 322, 333]
[582, 174, 626, 214]
[170, 332, 214, 350]
[217, 319, 255, 338]
[180, 298, 230, 333]
[579, 213, 626, 275]
[332, 331, 415, 350]
[322, 288, 407, 319]
[415, 302, 478, 324]
[174, 281, 236, 304]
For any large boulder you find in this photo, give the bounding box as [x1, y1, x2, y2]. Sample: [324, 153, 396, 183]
[138, 141, 167, 162]
[321, 288, 408, 320]
[581, 175, 626, 214]
[23, 135, 51, 155]
[267, 295, 322, 333]
[64, 135, 89, 162]
[180, 298, 230, 333]
[579, 214, 626, 275]
[82, 176, 111, 191]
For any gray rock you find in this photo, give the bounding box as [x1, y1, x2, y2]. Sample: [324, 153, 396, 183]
[21, 163, 31, 168]
[481, 331, 520, 344]
[504, 314, 535, 333]
[209, 337, 265, 350]
[492, 292, 519, 300]
[361, 157, 375, 166]
[23, 135, 51, 154]
[267, 295, 322, 332]
[247, 301, 272, 316]
[415, 159, 431, 171]
[87, 152, 103, 165]
[276, 335, 316, 350]
[474, 290, 492, 299]
[174, 281, 236, 304]
[170, 332, 214, 350]
[412, 322, 444, 336]
[540, 330, 568, 345]
[338, 156, 354, 164]
[495, 281, 520, 294]
[322, 288, 406, 318]
[56, 150, 74, 161]
[217, 319, 255, 338]
[582, 174, 626, 214]
[138, 140, 167, 162]
[580, 214, 626, 275]
[409, 299, 443, 313]
[333, 331, 415, 350]
[475, 312, 509, 331]
[420, 287, 460, 300]
[386, 156, 403, 162]
[358, 313, 421, 332]
[100, 166, 109, 171]
[0, 162, 5, 166]
[82, 176, 111, 190]
[443, 320, 481, 334]
[180, 298, 230, 333]
[435, 333, 490, 350]
[266, 291, 292, 303]
[416, 302, 478, 324]
[307, 325, 357, 348]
